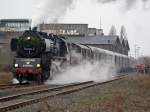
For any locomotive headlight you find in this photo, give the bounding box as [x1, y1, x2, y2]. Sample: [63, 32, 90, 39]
[36, 64, 41, 68]
[27, 37, 31, 40]
[14, 64, 19, 68]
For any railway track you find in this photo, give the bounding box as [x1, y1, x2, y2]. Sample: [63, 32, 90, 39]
[0, 84, 52, 98]
[0, 83, 36, 90]
[0, 83, 54, 93]
[0, 75, 126, 112]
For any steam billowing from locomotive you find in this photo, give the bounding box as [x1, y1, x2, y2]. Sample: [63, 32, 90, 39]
[32, 0, 150, 26]
[47, 60, 117, 85]
[32, 0, 74, 26]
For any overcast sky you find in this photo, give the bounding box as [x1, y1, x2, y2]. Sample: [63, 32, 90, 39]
[0, 0, 150, 57]
[0, 0, 32, 18]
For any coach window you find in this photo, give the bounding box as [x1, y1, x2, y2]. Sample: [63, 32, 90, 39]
[76, 47, 81, 53]
[89, 50, 91, 58]
[99, 54, 101, 60]
[94, 52, 97, 60]
[127, 58, 129, 66]
[97, 53, 99, 60]
[125, 58, 127, 67]
[102, 53, 105, 61]
[121, 57, 123, 67]
[88, 51, 91, 59]
[120, 57, 122, 68]
[83, 49, 86, 58]
[116, 56, 119, 68]
[110, 55, 113, 63]
[85, 50, 87, 59]
[118, 56, 120, 67]
[119, 57, 121, 68]
[91, 51, 94, 59]
[101, 53, 104, 60]
[86, 50, 88, 58]
[81, 49, 84, 57]
[122, 57, 123, 68]
[95, 53, 97, 60]
[115, 56, 117, 65]
[86, 50, 88, 59]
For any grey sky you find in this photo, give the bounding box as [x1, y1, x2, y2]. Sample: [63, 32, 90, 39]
[0, 0, 32, 19]
[0, 0, 150, 56]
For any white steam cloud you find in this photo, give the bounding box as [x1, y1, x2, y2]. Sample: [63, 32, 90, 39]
[32, 0, 75, 26]
[46, 60, 116, 85]
[12, 78, 19, 84]
[32, 0, 150, 26]
[96, 0, 150, 10]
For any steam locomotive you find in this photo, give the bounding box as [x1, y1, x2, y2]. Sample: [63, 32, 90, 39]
[11, 29, 68, 83]
[11, 29, 135, 83]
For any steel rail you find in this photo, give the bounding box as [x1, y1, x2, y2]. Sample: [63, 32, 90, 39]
[0, 84, 20, 89]
[0, 83, 34, 90]
[0, 76, 125, 112]
[0, 81, 93, 102]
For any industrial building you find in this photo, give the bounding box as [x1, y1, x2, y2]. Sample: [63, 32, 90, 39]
[66, 36, 130, 55]
[0, 19, 31, 32]
[39, 23, 129, 55]
[39, 23, 104, 37]
[0, 31, 23, 54]
[0, 19, 30, 52]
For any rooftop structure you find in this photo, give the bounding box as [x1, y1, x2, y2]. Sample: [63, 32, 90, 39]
[0, 19, 31, 32]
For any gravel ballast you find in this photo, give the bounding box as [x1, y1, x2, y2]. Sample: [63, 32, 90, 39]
[10, 73, 150, 112]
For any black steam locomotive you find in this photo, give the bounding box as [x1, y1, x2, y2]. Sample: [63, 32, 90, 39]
[11, 29, 68, 83]
[11, 29, 135, 84]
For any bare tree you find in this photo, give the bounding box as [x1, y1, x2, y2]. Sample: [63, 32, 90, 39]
[109, 25, 117, 36]
[120, 25, 127, 41]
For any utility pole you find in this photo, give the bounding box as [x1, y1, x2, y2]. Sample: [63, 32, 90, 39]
[134, 44, 137, 58]
[100, 16, 102, 29]
[137, 46, 140, 57]
[134, 44, 140, 58]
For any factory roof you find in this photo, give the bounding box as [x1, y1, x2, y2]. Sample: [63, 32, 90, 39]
[40, 23, 88, 25]
[0, 19, 30, 23]
[66, 35, 121, 45]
